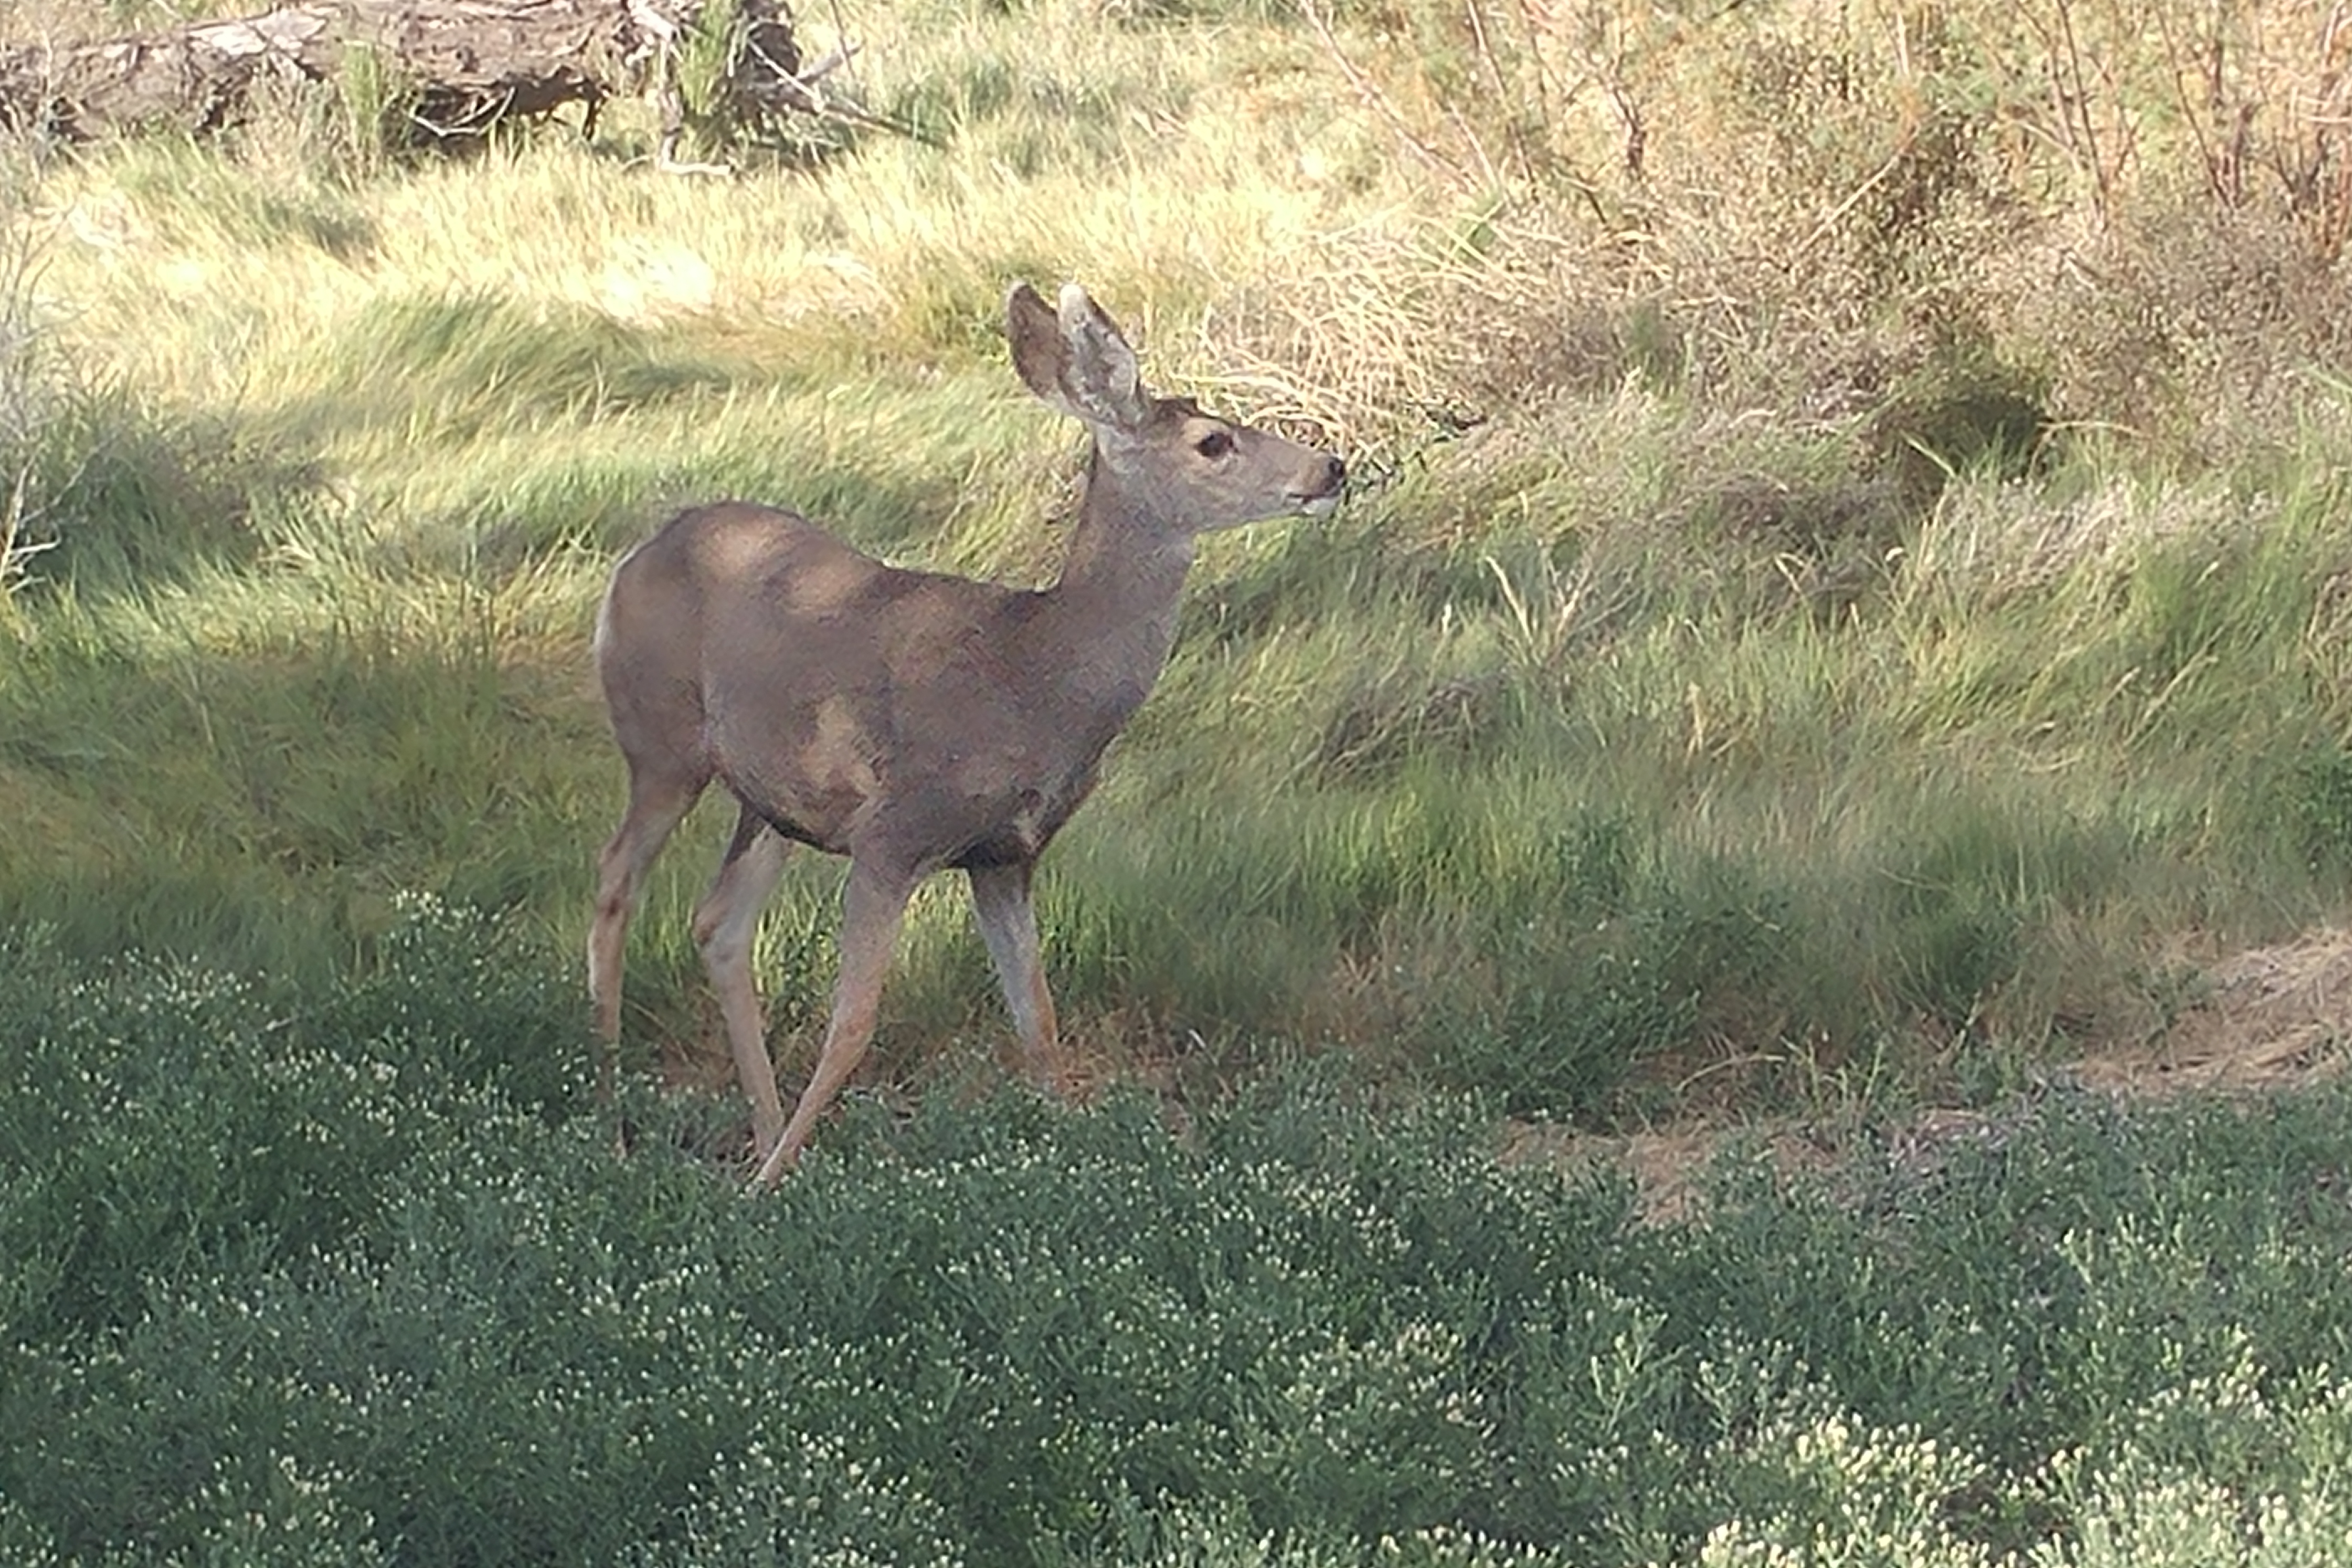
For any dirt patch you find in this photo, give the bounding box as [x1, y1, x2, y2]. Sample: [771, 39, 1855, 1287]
[2071, 929, 2352, 1098]
[1523, 930, 2352, 1224]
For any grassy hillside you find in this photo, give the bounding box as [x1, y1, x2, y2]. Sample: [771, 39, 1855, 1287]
[6, 0, 2352, 1126]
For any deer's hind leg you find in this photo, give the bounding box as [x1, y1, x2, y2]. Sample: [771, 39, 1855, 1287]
[754, 855, 917, 1184]
[692, 801, 794, 1158]
[589, 765, 707, 1101]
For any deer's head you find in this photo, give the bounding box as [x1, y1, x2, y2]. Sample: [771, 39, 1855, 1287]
[1006, 281, 1345, 536]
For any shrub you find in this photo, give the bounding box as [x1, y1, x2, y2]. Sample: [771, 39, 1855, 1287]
[13, 915, 2352, 1563]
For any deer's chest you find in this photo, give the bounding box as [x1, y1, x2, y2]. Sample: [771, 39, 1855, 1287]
[937, 755, 1102, 870]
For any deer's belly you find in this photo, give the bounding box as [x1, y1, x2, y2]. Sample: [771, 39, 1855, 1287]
[729, 766, 1101, 872]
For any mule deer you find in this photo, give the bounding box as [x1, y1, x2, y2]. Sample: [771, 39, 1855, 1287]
[588, 281, 1345, 1182]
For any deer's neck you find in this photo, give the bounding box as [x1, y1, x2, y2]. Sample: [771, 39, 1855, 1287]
[1039, 452, 1197, 729]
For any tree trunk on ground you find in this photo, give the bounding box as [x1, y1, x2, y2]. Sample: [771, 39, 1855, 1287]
[0, 0, 802, 150]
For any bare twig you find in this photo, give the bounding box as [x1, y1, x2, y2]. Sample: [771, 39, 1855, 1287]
[2024, 0, 2116, 226]
[1605, 73, 1645, 181]
[1463, 0, 1532, 184]
[2152, 5, 2232, 207]
[823, 0, 860, 102]
[1297, 0, 1470, 184]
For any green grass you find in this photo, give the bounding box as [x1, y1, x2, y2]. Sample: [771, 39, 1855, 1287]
[7, 0, 2352, 1122]
[10, 4, 2352, 1551]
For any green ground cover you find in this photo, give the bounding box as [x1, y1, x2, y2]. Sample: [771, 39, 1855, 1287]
[6, 909, 2352, 1565]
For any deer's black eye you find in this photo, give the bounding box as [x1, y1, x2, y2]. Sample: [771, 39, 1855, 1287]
[1194, 429, 1233, 459]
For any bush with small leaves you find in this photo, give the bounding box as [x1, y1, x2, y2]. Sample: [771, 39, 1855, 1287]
[13, 914, 2352, 1563]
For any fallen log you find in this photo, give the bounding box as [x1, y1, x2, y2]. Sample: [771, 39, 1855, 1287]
[0, 0, 804, 152]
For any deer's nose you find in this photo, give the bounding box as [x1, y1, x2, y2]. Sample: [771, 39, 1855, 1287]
[1316, 454, 1347, 494]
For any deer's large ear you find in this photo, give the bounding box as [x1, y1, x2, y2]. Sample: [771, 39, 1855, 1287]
[1006, 282, 1069, 410]
[1054, 283, 1148, 430]
[1005, 281, 1149, 432]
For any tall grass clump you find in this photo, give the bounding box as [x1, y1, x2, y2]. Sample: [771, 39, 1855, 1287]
[0, 182, 309, 604]
[0, 221, 47, 605]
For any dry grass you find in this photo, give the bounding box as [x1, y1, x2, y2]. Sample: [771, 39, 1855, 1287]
[1193, 0, 2352, 463]
[2079, 928, 2352, 1097]
[10, 0, 2352, 460]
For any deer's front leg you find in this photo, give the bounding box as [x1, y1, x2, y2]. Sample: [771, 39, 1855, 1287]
[969, 860, 1065, 1092]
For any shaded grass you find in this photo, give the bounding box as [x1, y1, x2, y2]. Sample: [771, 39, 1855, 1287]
[0, 570, 594, 976]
